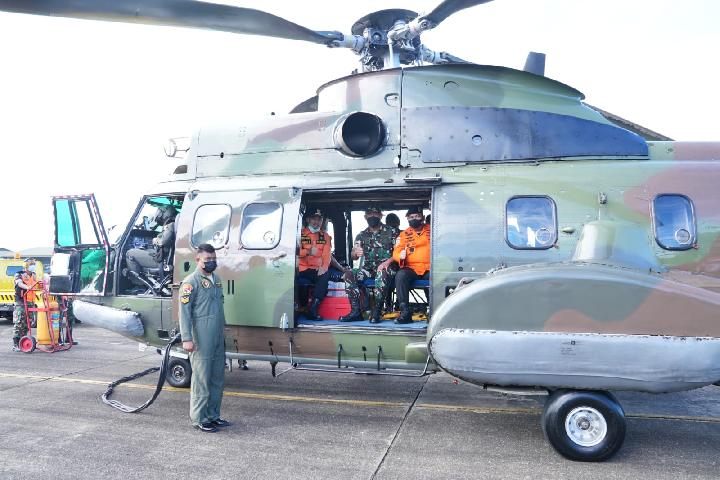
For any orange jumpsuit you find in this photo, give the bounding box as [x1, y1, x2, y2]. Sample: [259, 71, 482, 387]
[298, 227, 333, 307]
[392, 224, 431, 275]
[299, 227, 332, 272]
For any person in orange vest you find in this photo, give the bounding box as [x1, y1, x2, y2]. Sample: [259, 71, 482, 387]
[12, 258, 38, 351]
[391, 207, 431, 324]
[298, 208, 332, 319]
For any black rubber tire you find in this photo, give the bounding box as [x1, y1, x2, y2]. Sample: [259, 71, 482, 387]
[166, 357, 192, 388]
[542, 390, 626, 462]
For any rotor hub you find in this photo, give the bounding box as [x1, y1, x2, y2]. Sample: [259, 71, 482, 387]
[350, 9, 425, 71]
[351, 9, 418, 35]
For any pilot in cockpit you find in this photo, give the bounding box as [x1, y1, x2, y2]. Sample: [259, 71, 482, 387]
[125, 204, 177, 286]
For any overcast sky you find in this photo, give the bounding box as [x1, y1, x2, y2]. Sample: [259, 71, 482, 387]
[0, 0, 718, 251]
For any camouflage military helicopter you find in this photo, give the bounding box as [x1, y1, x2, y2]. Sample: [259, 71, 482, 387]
[4, 0, 720, 462]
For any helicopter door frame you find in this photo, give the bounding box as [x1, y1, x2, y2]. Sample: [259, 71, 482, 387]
[298, 185, 436, 324]
[171, 187, 302, 329]
[50, 193, 110, 296]
[114, 193, 187, 297]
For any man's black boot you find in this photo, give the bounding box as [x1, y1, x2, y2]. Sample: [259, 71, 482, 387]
[193, 422, 218, 433]
[12, 337, 21, 352]
[308, 298, 321, 320]
[338, 294, 362, 322]
[395, 303, 412, 324]
[369, 304, 382, 324]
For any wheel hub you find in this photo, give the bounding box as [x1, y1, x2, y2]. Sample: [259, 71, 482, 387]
[171, 366, 186, 380]
[565, 406, 607, 447]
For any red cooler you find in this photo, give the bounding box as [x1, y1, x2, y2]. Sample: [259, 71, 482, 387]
[317, 280, 351, 320]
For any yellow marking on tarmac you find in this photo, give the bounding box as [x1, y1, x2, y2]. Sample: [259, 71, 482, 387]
[417, 403, 720, 424]
[625, 412, 720, 424]
[418, 403, 541, 415]
[0, 372, 408, 408]
[2, 372, 720, 423]
[221, 390, 408, 408]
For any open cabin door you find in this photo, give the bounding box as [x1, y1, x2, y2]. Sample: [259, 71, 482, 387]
[50, 194, 110, 295]
[173, 187, 301, 328]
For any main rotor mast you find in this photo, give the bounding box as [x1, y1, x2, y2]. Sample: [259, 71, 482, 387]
[327, 8, 470, 72]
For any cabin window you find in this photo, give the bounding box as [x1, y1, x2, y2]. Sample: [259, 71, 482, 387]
[505, 196, 557, 250]
[652, 194, 696, 250]
[191, 204, 231, 248]
[240, 202, 283, 249]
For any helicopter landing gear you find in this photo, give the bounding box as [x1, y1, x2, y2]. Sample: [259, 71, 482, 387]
[166, 357, 192, 388]
[542, 389, 626, 462]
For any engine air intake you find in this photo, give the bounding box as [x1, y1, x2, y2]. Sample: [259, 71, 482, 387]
[334, 112, 385, 157]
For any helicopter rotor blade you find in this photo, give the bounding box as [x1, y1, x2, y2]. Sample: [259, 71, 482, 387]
[0, 0, 343, 45]
[424, 0, 495, 27]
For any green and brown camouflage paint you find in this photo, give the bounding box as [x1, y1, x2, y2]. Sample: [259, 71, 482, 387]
[71, 64, 720, 387]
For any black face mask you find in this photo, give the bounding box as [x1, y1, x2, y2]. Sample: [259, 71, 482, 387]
[408, 219, 423, 229]
[203, 260, 217, 273]
[367, 216, 381, 228]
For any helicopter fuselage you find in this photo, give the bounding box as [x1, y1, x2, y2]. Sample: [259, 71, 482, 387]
[55, 64, 720, 392]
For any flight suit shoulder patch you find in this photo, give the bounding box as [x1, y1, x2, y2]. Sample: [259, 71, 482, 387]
[180, 280, 193, 303]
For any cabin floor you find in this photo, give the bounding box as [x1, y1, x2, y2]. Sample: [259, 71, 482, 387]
[296, 313, 428, 329]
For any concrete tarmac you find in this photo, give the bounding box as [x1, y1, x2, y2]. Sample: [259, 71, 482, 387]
[0, 322, 718, 479]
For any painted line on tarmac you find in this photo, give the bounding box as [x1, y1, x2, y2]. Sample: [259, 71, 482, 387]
[418, 403, 541, 416]
[2, 372, 720, 423]
[0, 372, 408, 408]
[416, 403, 720, 423]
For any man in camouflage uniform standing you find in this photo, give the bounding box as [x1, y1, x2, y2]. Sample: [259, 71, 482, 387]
[339, 206, 399, 323]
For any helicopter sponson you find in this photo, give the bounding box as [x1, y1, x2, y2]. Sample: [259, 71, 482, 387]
[428, 260, 720, 393]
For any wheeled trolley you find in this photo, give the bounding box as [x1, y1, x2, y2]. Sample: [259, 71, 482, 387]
[18, 281, 73, 353]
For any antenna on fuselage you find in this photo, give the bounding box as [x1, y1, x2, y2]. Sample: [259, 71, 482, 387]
[523, 52, 546, 76]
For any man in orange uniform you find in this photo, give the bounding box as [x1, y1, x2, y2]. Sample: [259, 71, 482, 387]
[391, 207, 430, 324]
[298, 208, 332, 319]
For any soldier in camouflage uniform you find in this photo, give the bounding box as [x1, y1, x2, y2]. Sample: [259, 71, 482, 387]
[12, 259, 38, 352]
[339, 206, 399, 323]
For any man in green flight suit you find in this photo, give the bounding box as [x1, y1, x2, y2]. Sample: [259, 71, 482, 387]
[339, 205, 399, 323]
[179, 243, 231, 433]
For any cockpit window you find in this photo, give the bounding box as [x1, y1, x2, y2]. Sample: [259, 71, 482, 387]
[191, 204, 231, 248]
[240, 203, 283, 249]
[652, 194, 696, 250]
[505, 196, 557, 250]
